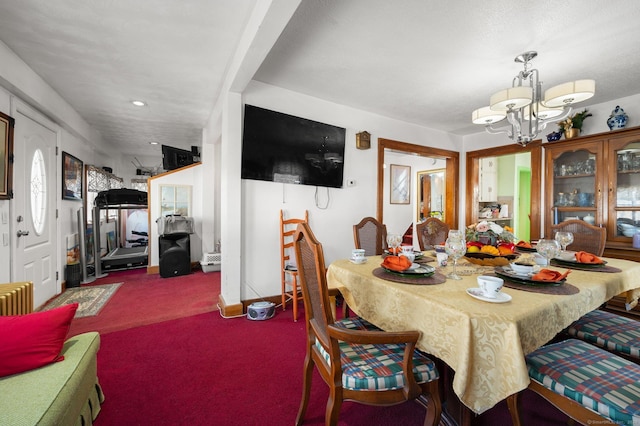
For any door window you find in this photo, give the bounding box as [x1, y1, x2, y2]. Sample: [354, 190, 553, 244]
[30, 148, 46, 235]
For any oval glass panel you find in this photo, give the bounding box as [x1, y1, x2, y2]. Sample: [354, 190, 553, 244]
[30, 148, 47, 235]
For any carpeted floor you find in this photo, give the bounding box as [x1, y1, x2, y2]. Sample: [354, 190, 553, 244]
[68, 268, 220, 336]
[40, 283, 122, 318]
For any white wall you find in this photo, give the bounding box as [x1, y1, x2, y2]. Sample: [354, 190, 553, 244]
[0, 87, 10, 283]
[236, 81, 462, 301]
[148, 164, 203, 267]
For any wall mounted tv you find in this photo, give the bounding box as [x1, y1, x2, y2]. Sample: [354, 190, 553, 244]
[162, 145, 195, 171]
[241, 104, 346, 188]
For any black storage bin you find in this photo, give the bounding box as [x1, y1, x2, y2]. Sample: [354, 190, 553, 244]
[65, 263, 82, 288]
[159, 233, 191, 278]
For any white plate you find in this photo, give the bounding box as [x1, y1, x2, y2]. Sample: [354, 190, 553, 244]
[466, 288, 512, 303]
[349, 257, 367, 264]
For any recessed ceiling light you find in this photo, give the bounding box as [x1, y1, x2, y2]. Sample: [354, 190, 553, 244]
[149, 141, 158, 145]
[131, 100, 146, 107]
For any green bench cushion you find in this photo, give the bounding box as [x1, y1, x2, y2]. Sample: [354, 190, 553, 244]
[0, 332, 104, 426]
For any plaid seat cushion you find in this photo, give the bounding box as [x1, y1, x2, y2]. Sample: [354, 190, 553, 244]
[316, 316, 439, 391]
[567, 309, 640, 360]
[526, 339, 640, 425]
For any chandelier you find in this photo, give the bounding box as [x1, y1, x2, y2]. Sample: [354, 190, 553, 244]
[472, 51, 595, 146]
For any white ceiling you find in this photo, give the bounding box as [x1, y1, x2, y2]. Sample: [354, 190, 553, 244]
[1, 1, 640, 159]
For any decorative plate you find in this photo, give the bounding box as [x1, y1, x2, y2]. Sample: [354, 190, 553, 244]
[381, 264, 436, 277]
[495, 268, 565, 287]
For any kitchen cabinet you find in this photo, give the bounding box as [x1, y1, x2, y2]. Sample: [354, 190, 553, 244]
[544, 126, 640, 262]
[478, 157, 497, 202]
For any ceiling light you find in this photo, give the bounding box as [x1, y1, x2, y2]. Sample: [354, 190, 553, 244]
[472, 51, 595, 146]
[131, 100, 146, 107]
[149, 141, 158, 145]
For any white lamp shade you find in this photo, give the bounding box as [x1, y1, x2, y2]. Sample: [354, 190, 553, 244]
[490, 86, 533, 111]
[523, 103, 565, 120]
[472, 106, 506, 124]
[544, 79, 595, 107]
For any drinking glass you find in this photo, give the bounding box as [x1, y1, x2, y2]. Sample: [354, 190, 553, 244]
[386, 234, 402, 254]
[554, 231, 574, 252]
[536, 239, 560, 266]
[448, 229, 465, 241]
[445, 236, 466, 280]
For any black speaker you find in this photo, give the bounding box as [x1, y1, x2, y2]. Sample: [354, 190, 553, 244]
[159, 233, 191, 278]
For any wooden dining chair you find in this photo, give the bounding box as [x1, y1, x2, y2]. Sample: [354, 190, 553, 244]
[507, 339, 640, 426]
[415, 218, 450, 251]
[353, 216, 387, 255]
[280, 209, 308, 321]
[550, 219, 606, 256]
[293, 222, 441, 426]
[566, 309, 640, 362]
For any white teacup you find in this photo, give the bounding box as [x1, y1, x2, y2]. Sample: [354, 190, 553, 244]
[477, 276, 504, 299]
[351, 249, 366, 261]
[401, 246, 415, 262]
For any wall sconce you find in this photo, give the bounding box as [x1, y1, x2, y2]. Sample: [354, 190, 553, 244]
[356, 131, 371, 150]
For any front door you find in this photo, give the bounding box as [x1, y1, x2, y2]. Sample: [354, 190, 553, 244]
[11, 101, 58, 309]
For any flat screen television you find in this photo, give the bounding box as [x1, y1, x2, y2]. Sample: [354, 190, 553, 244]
[162, 145, 195, 171]
[241, 105, 346, 188]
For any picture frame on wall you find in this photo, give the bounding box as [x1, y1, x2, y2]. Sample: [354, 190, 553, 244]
[62, 151, 83, 201]
[390, 164, 410, 204]
[0, 111, 15, 200]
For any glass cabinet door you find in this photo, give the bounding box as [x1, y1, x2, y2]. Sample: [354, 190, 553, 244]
[609, 136, 640, 242]
[550, 147, 600, 226]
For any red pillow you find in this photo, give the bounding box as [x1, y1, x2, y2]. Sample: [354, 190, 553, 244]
[0, 303, 78, 377]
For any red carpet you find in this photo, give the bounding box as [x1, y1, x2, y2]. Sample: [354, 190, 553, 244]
[68, 268, 220, 336]
[93, 306, 570, 425]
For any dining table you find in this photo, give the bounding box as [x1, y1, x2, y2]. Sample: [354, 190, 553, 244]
[326, 253, 640, 416]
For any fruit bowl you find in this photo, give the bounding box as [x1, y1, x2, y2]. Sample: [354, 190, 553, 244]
[464, 252, 518, 266]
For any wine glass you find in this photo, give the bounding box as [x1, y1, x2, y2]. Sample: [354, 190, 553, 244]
[448, 229, 465, 241]
[445, 236, 466, 280]
[386, 234, 402, 255]
[536, 239, 560, 266]
[554, 231, 574, 252]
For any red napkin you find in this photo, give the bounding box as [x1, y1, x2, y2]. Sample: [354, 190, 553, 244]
[575, 251, 603, 264]
[516, 240, 532, 248]
[532, 269, 571, 282]
[381, 255, 412, 272]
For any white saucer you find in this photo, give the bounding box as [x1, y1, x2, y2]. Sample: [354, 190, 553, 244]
[349, 257, 367, 265]
[466, 288, 512, 303]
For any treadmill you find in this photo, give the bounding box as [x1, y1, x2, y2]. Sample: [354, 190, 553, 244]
[93, 189, 149, 273]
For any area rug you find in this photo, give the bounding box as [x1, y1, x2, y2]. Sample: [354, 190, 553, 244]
[41, 283, 122, 318]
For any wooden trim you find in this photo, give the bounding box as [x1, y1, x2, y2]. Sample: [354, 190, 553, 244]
[377, 138, 459, 228]
[465, 140, 542, 240]
[218, 294, 244, 317]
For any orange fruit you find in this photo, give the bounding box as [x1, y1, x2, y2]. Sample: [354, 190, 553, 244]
[498, 245, 514, 255]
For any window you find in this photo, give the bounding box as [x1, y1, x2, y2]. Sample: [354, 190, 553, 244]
[30, 149, 47, 235]
[130, 178, 148, 192]
[160, 185, 191, 216]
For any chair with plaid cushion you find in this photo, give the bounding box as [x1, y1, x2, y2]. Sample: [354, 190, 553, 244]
[353, 216, 388, 256]
[567, 309, 640, 362]
[293, 222, 441, 426]
[507, 339, 640, 426]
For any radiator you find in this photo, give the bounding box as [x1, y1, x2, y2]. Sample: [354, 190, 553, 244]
[0, 282, 34, 315]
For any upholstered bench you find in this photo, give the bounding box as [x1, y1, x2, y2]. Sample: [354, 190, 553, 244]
[567, 309, 640, 361]
[0, 332, 104, 426]
[508, 338, 640, 426]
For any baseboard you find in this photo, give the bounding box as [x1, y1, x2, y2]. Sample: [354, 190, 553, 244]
[146, 261, 199, 276]
[218, 294, 244, 317]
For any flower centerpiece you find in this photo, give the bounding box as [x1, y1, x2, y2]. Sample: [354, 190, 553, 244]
[464, 221, 516, 265]
[557, 109, 592, 139]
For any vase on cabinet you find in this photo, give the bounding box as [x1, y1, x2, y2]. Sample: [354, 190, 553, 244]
[564, 128, 580, 139]
[607, 106, 628, 130]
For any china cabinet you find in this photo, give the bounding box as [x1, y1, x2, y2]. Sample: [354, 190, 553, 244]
[478, 157, 497, 202]
[544, 126, 640, 262]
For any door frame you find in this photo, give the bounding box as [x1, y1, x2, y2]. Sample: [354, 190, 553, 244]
[377, 138, 459, 228]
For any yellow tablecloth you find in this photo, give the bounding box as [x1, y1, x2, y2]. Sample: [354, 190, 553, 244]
[327, 256, 640, 414]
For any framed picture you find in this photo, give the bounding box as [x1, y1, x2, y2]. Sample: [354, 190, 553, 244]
[62, 151, 83, 201]
[0, 111, 15, 200]
[390, 164, 410, 204]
